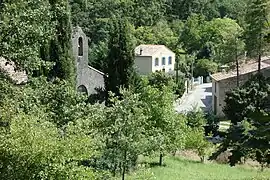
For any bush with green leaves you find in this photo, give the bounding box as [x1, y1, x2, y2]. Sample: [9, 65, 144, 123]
[97, 89, 148, 179]
[147, 71, 175, 91]
[147, 71, 185, 98]
[13, 78, 94, 128]
[186, 108, 206, 129]
[0, 76, 111, 179]
[185, 127, 214, 163]
[184, 109, 213, 163]
[204, 111, 219, 136]
[0, 112, 100, 179]
[140, 83, 185, 166]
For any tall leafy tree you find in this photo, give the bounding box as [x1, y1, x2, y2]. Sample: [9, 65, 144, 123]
[100, 89, 147, 179]
[245, 0, 270, 72]
[104, 18, 135, 97]
[0, 0, 54, 75]
[203, 18, 245, 64]
[140, 77, 177, 166]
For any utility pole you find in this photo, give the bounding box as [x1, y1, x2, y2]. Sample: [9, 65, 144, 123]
[176, 53, 179, 85]
[258, 33, 262, 73]
[191, 56, 194, 90]
[236, 37, 239, 87]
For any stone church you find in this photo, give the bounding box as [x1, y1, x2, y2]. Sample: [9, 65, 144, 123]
[72, 26, 105, 96]
[0, 26, 105, 96]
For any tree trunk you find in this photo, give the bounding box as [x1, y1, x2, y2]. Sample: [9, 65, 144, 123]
[187, 80, 189, 94]
[176, 59, 179, 84]
[258, 53, 261, 73]
[159, 153, 163, 166]
[236, 59, 239, 87]
[122, 150, 127, 180]
[113, 162, 117, 177]
[200, 156, 205, 163]
[261, 163, 264, 172]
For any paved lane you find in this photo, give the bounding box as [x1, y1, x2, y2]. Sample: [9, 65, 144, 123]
[175, 83, 212, 113]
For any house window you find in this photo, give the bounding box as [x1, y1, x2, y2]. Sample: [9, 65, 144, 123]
[78, 37, 83, 56]
[155, 58, 159, 66]
[168, 56, 172, 65]
[162, 57, 166, 65]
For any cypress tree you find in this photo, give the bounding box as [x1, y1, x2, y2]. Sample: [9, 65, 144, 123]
[104, 18, 135, 97]
[49, 0, 75, 85]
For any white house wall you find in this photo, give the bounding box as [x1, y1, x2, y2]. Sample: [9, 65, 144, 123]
[134, 56, 152, 75]
[152, 51, 175, 73]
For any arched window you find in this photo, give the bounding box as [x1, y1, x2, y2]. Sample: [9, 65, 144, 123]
[162, 57, 166, 65]
[78, 37, 83, 56]
[77, 85, 88, 95]
[155, 58, 159, 66]
[168, 56, 172, 65]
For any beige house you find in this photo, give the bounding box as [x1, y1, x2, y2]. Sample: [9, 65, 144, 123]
[134, 45, 175, 75]
[211, 57, 270, 117]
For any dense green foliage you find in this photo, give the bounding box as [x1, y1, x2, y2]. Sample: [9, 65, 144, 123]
[1, 0, 270, 179]
[0, 0, 54, 74]
[49, 0, 75, 84]
[223, 74, 270, 125]
[104, 18, 135, 97]
[68, 0, 264, 78]
[194, 59, 218, 79]
[0, 78, 107, 179]
[0, 0, 75, 82]
[245, 0, 270, 59]
[212, 74, 270, 170]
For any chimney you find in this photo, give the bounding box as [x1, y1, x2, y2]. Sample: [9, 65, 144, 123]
[140, 48, 143, 55]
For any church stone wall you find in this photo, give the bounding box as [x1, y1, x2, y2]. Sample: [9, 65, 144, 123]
[72, 26, 105, 95]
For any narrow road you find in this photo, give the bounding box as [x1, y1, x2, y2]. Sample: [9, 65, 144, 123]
[175, 83, 212, 113]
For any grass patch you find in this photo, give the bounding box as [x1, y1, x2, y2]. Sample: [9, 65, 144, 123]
[125, 156, 270, 180]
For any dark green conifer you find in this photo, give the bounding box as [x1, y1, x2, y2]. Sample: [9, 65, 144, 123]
[104, 18, 135, 97]
[49, 0, 75, 85]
